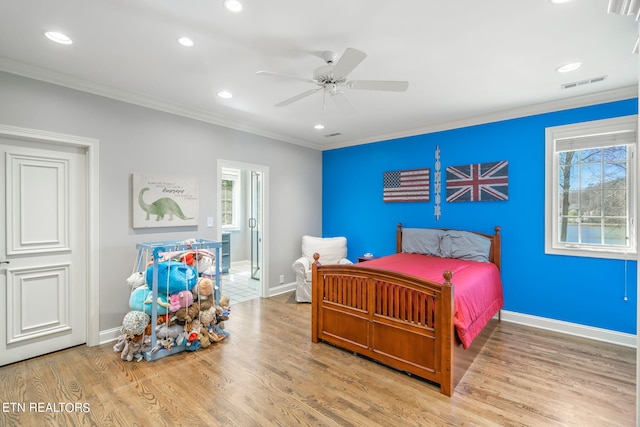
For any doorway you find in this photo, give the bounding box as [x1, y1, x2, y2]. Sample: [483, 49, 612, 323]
[0, 125, 99, 366]
[217, 160, 269, 304]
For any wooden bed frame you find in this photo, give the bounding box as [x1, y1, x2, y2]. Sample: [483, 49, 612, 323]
[311, 224, 501, 396]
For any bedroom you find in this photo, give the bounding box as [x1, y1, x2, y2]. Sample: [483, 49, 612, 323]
[0, 0, 638, 425]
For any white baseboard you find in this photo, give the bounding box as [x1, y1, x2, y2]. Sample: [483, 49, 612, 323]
[99, 327, 122, 345]
[266, 282, 296, 297]
[501, 310, 636, 348]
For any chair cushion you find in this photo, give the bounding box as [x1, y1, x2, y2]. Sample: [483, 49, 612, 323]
[301, 235, 347, 265]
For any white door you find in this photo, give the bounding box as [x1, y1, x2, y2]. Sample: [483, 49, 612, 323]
[0, 137, 87, 366]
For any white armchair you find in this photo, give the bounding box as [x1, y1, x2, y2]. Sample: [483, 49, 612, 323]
[292, 235, 352, 302]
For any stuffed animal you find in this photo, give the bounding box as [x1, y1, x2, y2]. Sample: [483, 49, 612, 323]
[155, 323, 183, 350]
[198, 306, 217, 327]
[120, 338, 145, 362]
[172, 303, 199, 324]
[121, 310, 150, 337]
[129, 285, 171, 315]
[192, 277, 214, 299]
[168, 290, 193, 312]
[126, 272, 145, 289]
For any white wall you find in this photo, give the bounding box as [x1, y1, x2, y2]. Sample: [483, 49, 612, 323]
[0, 71, 322, 331]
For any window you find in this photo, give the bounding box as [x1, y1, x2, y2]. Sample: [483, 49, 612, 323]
[545, 115, 637, 259]
[221, 167, 241, 230]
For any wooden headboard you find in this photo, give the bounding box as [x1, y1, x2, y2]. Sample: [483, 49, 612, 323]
[395, 223, 502, 271]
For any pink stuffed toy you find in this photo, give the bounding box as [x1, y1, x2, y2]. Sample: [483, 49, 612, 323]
[177, 290, 193, 308]
[169, 290, 193, 312]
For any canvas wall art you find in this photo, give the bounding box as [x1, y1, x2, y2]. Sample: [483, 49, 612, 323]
[133, 174, 199, 228]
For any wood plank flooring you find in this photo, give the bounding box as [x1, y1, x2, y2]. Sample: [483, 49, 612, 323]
[0, 292, 635, 426]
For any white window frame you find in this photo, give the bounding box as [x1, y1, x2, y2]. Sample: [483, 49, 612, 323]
[545, 115, 637, 260]
[221, 167, 241, 231]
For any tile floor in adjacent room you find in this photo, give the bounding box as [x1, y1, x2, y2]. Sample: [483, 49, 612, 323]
[221, 260, 261, 305]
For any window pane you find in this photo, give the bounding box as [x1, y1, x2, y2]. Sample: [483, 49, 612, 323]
[580, 223, 602, 244]
[604, 163, 626, 187]
[604, 220, 627, 245]
[559, 151, 578, 165]
[581, 190, 601, 216]
[559, 217, 579, 243]
[604, 145, 626, 162]
[581, 163, 601, 188]
[603, 189, 627, 216]
[580, 148, 601, 162]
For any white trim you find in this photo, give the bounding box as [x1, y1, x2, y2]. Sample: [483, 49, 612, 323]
[216, 160, 269, 299]
[544, 115, 638, 260]
[99, 327, 122, 345]
[266, 282, 297, 298]
[0, 58, 635, 152]
[323, 86, 638, 150]
[0, 124, 100, 347]
[501, 310, 636, 348]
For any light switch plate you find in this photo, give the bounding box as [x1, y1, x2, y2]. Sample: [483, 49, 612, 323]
[207, 217, 214, 227]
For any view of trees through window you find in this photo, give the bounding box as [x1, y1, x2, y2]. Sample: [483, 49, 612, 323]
[221, 179, 234, 226]
[558, 145, 628, 246]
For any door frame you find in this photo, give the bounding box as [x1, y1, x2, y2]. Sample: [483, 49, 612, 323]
[216, 159, 269, 298]
[0, 124, 100, 346]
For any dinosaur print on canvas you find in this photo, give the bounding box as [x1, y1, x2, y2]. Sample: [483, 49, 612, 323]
[138, 187, 193, 221]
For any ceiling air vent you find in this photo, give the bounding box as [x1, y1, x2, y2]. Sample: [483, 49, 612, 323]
[324, 132, 342, 137]
[561, 75, 607, 90]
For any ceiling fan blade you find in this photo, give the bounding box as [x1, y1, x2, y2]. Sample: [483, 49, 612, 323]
[275, 88, 321, 107]
[348, 80, 409, 92]
[331, 92, 356, 113]
[331, 48, 367, 79]
[256, 70, 314, 84]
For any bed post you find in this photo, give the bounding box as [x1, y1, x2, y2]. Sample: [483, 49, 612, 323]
[311, 253, 321, 343]
[492, 226, 501, 271]
[396, 223, 403, 253]
[440, 270, 454, 397]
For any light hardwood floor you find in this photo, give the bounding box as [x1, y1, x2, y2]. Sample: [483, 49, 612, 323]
[0, 292, 635, 426]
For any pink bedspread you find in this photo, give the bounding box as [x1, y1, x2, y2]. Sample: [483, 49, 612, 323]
[360, 253, 504, 349]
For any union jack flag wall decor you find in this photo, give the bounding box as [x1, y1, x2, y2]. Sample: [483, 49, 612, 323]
[445, 161, 509, 202]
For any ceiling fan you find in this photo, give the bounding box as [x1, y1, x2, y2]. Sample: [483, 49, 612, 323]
[256, 48, 409, 110]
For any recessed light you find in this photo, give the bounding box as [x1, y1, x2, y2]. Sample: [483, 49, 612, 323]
[217, 91, 233, 99]
[44, 31, 73, 45]
[177, 37, 194, 47]
[556, 62, 582, 73]
[314, 124, 325, 130]
[223, 0, 243, 12]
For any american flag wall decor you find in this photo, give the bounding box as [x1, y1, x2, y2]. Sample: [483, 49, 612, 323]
[446, 160, 509, 202]
[383, 168, 430, 202]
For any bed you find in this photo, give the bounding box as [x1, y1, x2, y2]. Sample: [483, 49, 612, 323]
[311, 224, 503, 396]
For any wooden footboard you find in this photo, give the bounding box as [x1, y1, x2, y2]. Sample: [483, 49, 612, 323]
[311, 261, 456, 396]
[311, 224, 501, 396]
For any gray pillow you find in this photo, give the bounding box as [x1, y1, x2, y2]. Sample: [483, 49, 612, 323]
[440, 230, 491, 262]
[402, 228, 444, 257]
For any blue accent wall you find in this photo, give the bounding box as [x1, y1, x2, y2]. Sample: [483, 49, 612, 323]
[323, 99, 638, 334]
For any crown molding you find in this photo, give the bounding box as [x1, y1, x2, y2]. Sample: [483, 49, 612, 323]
[0, 57, 323, 151]
[322, 85, 638, 151]
[0, 57, 634, 153]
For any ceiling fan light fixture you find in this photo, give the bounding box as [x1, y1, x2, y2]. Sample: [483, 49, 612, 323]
[44, 31, 73, 45]
[177, 37, 194, 47]
[556, 62, 582, 73]
[223, 0, 243, 12]
[217, 90, 233, 99]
